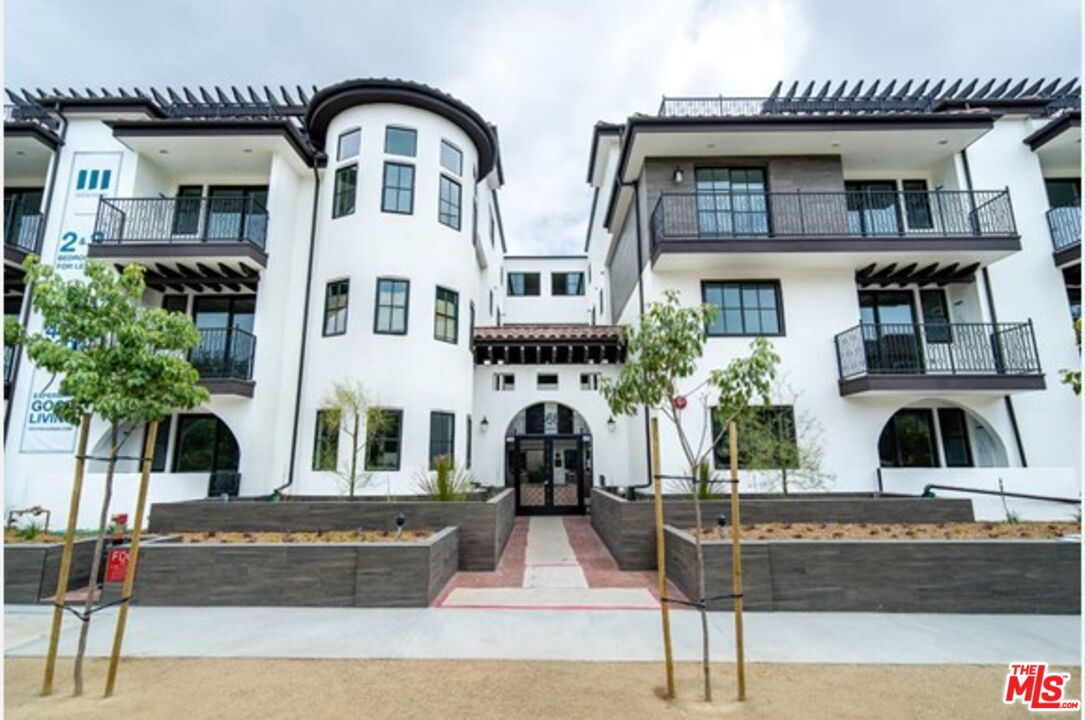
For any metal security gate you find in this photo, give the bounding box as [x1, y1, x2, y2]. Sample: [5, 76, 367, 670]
[508, 434, 589, 515]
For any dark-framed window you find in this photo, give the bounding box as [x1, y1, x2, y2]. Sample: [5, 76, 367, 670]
[429, 411, 455, 469]
[337, 128, 361, 161]
[551, 272, 585, 296]
[695, 166, 768, 236]
[146, 416, 173, 473]
[938, 407, 973, 468]
[703, 281, 783, 336]
[381, 162, 415, 214]
[434, 286, 459, 344]
[489, 210, 496, 248]
[919, 289, 951, 344]
[172, 414, 239, 473]
[385, 127, 417, 157]
[712, 405, 796, 470]
[493, 373, 515, 391]
[489, 289, 494, 316]
[366, 409, 403, 471]
[901, 179, 933, 230]
[323, 279, 349, 337]
[313, 409, 340, 471]
[537, 373, 558, 389]
[173, 185, 203, 235]
[374, 278, 410, 335]
[440, 140, 463, 175]
[878, 409, 939, 468]
[507, 272, 541, 296]
[438, 176, 462, 230]
[333, 165, 357, 218]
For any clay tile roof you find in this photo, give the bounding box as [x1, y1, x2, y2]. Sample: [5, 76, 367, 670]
[473, 324, 623, 343]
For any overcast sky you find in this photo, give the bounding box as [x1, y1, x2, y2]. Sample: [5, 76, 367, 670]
[5, 0, 1081, 253]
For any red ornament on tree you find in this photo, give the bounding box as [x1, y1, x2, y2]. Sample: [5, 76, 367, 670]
[672, 395, 687, 410]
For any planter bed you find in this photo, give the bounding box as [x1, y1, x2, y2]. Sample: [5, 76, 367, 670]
[109, 527, 459, 608]
[664, 524, 1080, 613]
[148, 488, 514, 571]
[591, 487, 975, 570]
[4, 533, 102, 604]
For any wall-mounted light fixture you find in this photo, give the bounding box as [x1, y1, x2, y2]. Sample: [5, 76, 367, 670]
[607, 416, 617, 431]
[480, 416, 489, 431]
[672, 166, 684, 184]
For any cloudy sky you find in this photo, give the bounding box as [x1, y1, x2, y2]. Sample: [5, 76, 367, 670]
[5, 0, 1080, 253]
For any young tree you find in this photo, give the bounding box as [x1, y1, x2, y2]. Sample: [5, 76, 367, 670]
[7, 258, 208, 696]
[322, 380, 386, 497]
[600, 290, 779, 702]
[739, 383, 834, 495]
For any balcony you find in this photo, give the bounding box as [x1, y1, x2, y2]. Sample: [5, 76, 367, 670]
[1047, 206, 1081, 265]
[834, 322, 1045, 395]
[189, 327, 256, 397]
[90, 197, 269, 282]
[4, 198, 44, 266]
[649, 189, 1019, 268]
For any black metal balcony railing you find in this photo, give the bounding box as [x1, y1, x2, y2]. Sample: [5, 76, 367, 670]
[4, 197, 45, 254]
[189, 327, 256, 381]
[94, 196, 269, 251]
[1047, 206, 1080, 252]
[650, 189, 1017, 249]
[834, 322, 1041, 380]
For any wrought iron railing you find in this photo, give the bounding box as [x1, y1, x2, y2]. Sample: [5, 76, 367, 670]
[4, 197, 44, 254]
[189, 327, 256, 381]
[650, 189, 1016, 249]
[3, 103, 62, 132]
[94, 196, 269, 251]
[834, 322, 1041, 380]
[1047, 205, 1080, 252]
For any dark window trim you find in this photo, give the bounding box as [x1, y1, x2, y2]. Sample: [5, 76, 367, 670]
[551, 271, 586, 296]
[466, 415, 473, 469]
[701, 279, 786, 337]
[440, 138, 463, 176]
[507, 271, 542, 297]
[434, 285, 459, 344]
[336, 126, 361, 162]
[879, 408, 941, 469]
[381, 161, 415, 215]
[322, 278, 350, 337]
[438, 174, 463, 231]
[171, 413, 234, 474]
[428, 410, 456, 469]
[332, 164, 357, 219]
[373, 277, 411, 336]
[365, 408, 404, 471]
[312, 408, 341, 471]
[384, 125, 418, 157]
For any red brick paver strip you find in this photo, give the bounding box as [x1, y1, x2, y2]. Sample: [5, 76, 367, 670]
[564, 517, 688, 604]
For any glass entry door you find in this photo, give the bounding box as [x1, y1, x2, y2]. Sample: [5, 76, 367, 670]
[510, 435, 588, 514]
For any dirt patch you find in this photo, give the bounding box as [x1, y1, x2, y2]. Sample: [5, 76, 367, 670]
[4, 529, 69, 545]
[691, 521, 1080, 541]
[6, 657, 1076, 720]
[174, 529, 433, 544]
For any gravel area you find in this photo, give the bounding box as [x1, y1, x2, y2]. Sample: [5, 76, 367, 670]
[6, 657, 1075, 719]
[175, 529, 432, 543]
[693, 521, 1080, 541]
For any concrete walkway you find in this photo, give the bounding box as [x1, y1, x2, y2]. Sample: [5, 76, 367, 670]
[441, 517, 658, 609]
[5, 605, 1079, 665]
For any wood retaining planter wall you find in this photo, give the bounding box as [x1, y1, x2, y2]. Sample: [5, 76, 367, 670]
[591, 487, 975, 570]
[112, 527, 459, 608]
[4, 538, 101, 604]
[663, 525, 1081, 613]
[148, 488, 514, 571]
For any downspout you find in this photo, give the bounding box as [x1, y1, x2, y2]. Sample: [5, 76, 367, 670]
[961, 147, 1028, 467]
[277, 159, 323, 496]
[5, 104, 67, 437]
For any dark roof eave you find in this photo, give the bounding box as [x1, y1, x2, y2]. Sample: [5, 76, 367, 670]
[3, 121, 60, 150]
[585, 122, 622, 184]
[39, 95, 167, 119]
[107, 119, 317, 167]
[1024, 110, 1082, 151]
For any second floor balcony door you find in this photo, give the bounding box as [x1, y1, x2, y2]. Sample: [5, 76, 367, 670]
[695, 167, 768, 237]
[192, 296, 256, 379]
[859, 290, 922, 372]
[846, 181, 902, 236]
[206, 186, 268, 243]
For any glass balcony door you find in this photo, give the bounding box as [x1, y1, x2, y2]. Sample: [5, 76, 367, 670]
[846, 181, 902, 236]
[695, 167, 769, 237]
[859, 290, 922, 372]
[191, 296, 256, 379]
[205, 186, 268, 242]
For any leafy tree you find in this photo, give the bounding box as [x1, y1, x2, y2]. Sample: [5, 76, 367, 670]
[600, 290, 779, 701]
[7, 258, 208, 696]
[738, 383, 834, 495]
[321, 380, 386, 497]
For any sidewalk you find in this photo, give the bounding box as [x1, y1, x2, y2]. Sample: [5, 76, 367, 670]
[5, 604, 1079, 665]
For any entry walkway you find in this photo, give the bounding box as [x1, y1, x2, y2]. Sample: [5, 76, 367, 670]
[5, 605, 1079, 665]
[439, 517, 660, 609]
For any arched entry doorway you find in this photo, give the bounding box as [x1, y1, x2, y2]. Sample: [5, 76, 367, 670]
[505, 403, 592, 515]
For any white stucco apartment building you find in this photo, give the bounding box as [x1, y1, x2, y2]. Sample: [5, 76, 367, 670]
[2, 77, 1081, 525]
